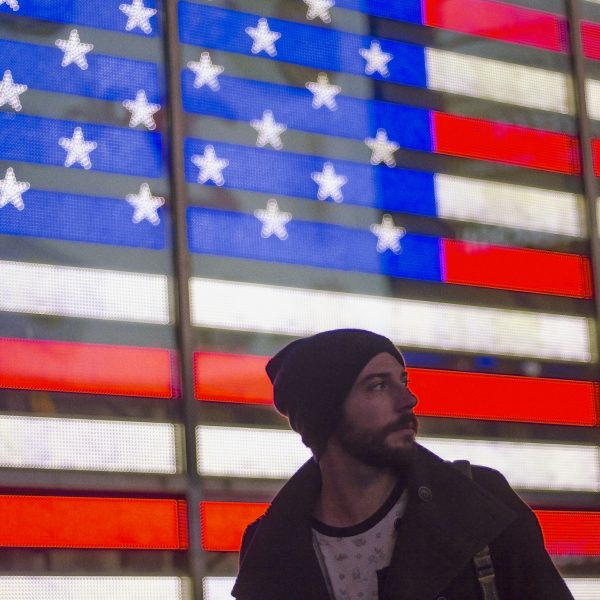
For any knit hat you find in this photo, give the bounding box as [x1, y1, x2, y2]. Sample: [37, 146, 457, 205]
[266, 329, 405, 453]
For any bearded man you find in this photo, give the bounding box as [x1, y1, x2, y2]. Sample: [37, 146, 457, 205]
[232, 329, 573, 600]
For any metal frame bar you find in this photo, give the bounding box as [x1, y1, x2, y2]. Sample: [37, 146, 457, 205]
[162, 0, 206, 598]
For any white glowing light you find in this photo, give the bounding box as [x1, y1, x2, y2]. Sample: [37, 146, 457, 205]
[434, 174, 586, 238]
[585, 78, 600, 120]
[196, 425, 600, 492]
[0, 577, 190, 600]
[189, 278, 592, 362]
[0, 416, 179, 474]
[203, 578, 235, 600]
[0, 260, 170, 323]
[426, 49, 573, 114]
[565, 578, 600, 600]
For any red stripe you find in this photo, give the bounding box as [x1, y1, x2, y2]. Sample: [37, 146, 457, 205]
[201, 501, 267, 552]
[194, 352, 599, 427]
[0, 496, 188, 549]
[0, 338, 177, 398]
[582, 20, 600, 61]
[423, 0, 567, 52]
[200, 501, 600, 556]
[591, 139, 600, 177]
[433, 112, 580, 174]
[442, 240, 593, 298]
[536, 510, 600, 556]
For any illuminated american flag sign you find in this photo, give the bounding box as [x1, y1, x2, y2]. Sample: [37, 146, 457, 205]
[1, 0, 599, 598]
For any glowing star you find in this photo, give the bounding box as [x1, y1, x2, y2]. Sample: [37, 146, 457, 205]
[365, 128, 399, 167]
[55, 29, 94, 70]
[119, 0, 157, 34]
[359, 40, 393, 77]
[306, 72, 341, 110]
[58, 127, 97, 169]
[245, 18, 281, 57]
[0, 0, 19, 10]
[311, 162, 347, 203]
[122, 90, 160, 130]
[0, 167, 29, 211]
[126, 182, 164, 225]
[0, 70, 27, 111]
[250, 110, 286, 150]
[254, 199, 292, 240]
[302, 0, 334, 23]
[187, 52, 224, 91]
[191, 145, 229, 186]
[370, 214, 406, 254]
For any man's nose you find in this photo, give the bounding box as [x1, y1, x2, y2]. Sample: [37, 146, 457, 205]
[395, 383, 417, 410]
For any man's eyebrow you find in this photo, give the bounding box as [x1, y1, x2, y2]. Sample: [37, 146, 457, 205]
[359, 370, 407, 383]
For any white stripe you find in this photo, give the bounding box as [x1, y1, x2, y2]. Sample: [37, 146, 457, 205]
[0, 260, 170, 324]
[566, 578, 600, 600]
[586, 78, 600, 120]
[203, 577, 235, 600]
[435, 174, 586, 237]
[0, 416, 179, 474]
[0, 577, 190, 600]
[196, 425, 600, 492]
[426, 48, 573, 114]
[190, 278, 592, 362]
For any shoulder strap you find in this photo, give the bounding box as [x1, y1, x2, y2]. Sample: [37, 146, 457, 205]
[453, 460, 501, 600]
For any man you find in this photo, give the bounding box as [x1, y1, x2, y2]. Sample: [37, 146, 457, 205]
[232, 329, 574, 600]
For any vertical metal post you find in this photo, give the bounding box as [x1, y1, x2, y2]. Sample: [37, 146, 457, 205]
[567, 0, 600, 360]
[162, 0, 205, 598]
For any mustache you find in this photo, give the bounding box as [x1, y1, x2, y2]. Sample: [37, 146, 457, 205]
[381, 412, 418, 436]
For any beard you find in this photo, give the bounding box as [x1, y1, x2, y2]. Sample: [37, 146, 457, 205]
[335, 411, 418, 469]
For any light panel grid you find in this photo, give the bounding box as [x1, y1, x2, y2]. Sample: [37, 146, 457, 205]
[566, 578, 600, 599]
[190, 279, 593, 362]
[196, 425, 600, 492]
[0, 260, 170, 324]
[0, 415, 180, 474]
[203, 577, 235, 600]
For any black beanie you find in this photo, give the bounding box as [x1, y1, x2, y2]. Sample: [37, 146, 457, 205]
[265, 329, 405, 454]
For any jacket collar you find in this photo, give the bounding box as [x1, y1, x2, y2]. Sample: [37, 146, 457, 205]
[234, 444, 517, 600]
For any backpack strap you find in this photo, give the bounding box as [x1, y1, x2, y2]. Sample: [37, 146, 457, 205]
[452, 460, 501, 600]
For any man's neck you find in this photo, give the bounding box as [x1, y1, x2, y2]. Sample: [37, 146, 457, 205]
[314, 451, 400, 528]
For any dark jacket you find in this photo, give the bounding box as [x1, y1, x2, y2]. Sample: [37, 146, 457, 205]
[232, 444, 574, 600]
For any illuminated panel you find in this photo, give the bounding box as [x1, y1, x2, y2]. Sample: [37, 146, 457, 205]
[0, 416, 179, 473]
[203, 578, 235, 600]
[200, 501, 267, 552]
[196, 425, 600, 492]
[433, 113, 580, 174]
[587, 79, 600, 121]
[434, 174, 585, 237]
[0, 496, 188, 549]
[0, 338, 176, 397]
[0, 260, 169, 324]
[0, 577, 190, 600]
[194, 352, 598, 427]
[582, 20, 600, 61]
[426, 48, 572, 114]
[537, 511, 600, 556]
[190, 279, 592, 362]
[442, 240, 592, 297]
[565, 579, 600, 600]
[423, 0, 567, 52]
[194, 352, 271, 404]
[590, 139, 600, 176]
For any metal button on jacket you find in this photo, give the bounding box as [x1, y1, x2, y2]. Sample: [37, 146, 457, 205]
[418, 485, 433, 501]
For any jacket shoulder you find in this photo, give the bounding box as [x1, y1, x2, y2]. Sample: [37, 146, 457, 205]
[239, 514, 266, 562]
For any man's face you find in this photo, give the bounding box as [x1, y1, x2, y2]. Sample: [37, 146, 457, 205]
[333, 352, 418, 469]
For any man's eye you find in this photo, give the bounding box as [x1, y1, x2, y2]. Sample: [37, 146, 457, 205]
[370, 381, 386, 391]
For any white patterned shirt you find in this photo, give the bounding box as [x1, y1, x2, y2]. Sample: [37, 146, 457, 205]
[312, 486, 408, 600]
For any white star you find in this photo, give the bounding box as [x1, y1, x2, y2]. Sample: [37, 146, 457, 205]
[126, 182, 164, 225]
[365, 128, 399, 167]
[306, 72, 341, 110]
[359, 40, 393, 77]
[370, 214, 406, 254]
[0, 167, 29, 211]
[311, 162, 347, 203]
[302, 0, 334, 23]
[187, 52, 224, 91]
[191, 145, 229, 186]
[251, 110, 287, 150]
[0, 0, 19, 11]
[0, 70, 27, 111]
[123, 90, 160, 130]
[55, 29, 94, 70]
[254, 199, 292, 240]
[58, 127, 97, 169]
[119, 0, 157, 34]
[245, 18, 281, 57]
